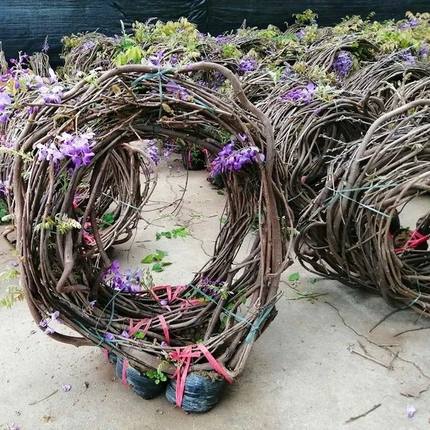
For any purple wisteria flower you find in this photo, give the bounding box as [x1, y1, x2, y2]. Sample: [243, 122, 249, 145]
[215, 35, 232, 45]
[36, 141, 65, 163]
[103, 260, 143, 293]
[210, 140, 265, 176]
[0, 92, 12, 110]
[165, 80, 190, 101]
[104, 332, 115, 342]
[0, 92, 12, 123]
[238, 58, 258, 74]
[280, 82, 317, 105]
[332, 51, 353, 78]
[58, 132, 95, 168]
[80, 40, 96, 52]
[199, 277, 225, 300]
[39, 310, 60, 334]
[62, 384, 72, 392]
[406, 405, 416, 419]
[39, 84, 63, 104]
[162, 138, 177, 158]
[42, 36, 50, 53]
[25, 74, 44, 90]
[0, 180, 10, 198]
[7, 424, 21, 430]
[280, 65, 295, 82]
[295, 29, 306, 40]
[120, 330, 130, 338]
[27, 105, 40, 115]
[419, 44, 429, 59]
[147, 140, 160, 164]
[48, 68, 58, 84]
[399, 18, 419, 30]
[149, 50, 165, 66]
[399, 49, 416, 65]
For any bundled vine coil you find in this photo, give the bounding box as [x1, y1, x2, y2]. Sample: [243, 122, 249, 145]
[12, 63, 291, 403]
[295, 100, 430, 315]
[345, 52, 430, 104]
[259, 80, 382, 218]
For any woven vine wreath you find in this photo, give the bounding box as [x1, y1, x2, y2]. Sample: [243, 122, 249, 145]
[12, 62, 290, 408]
[295, 100, 430, 315]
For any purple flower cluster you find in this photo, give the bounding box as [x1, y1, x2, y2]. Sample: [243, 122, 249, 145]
[0, 92, 12, 123]
[58, 132, 95, 168]
[149, 50, 165, 66]
[199, 277, 225, 300]
[104, 332, 115, 342]
[295, 29, 306, 40]
[0, 180, 10, 198]
[332, 51, 353, 78]
[80, 40, 96, 53]
[163, 138, 178, 158]
[215, 35, 232, 45]
[39, 310, 60, 335]
[399, 18, 419, 30]
[280, 65, 295, 82]
[170, 54, 179, 65]
[238, 58, 258, 74]
[210, 141, 265, 176]
[36, 131, 95, 168]
[399, 49, 416, 65]
[42, 36, 50, 53]
[36, 141, 64, 163]
[103, 260, 143, 294]
[419, 44, 429, 59]
[280, 82, 317, 105]
[147, 140, 160, 164]
[166, 80, 190, 101]
[39, 84, 63, 104]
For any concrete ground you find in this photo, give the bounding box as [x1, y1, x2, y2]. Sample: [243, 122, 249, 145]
[0, 160, 429, 430]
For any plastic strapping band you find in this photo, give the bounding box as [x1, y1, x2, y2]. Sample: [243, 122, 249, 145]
[128, 318, 151, 337]
[170, 346, 200, 407]
[395, 230, 430, 254]
[196, 344, 233, 384]
[122, 358, 129, 386]
[158, 314, 170, 344]
[245, 304, 275, 344]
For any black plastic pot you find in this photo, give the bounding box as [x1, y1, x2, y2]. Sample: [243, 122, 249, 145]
[115, 358, 166, 400]
[108, 351, 118, 365]
[165, 372, 226, 413]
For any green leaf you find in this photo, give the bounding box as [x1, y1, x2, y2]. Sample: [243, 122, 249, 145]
[134, 331, 145, 339]
[141, 254, 155, 264]
[161, 262, 172, 267]
[155, 249, 168, 259]
[152, 263, 164, 272]
[0, 268, 20, 281]
[288, 272, 300, 282]
[155, 227, 189, 240]
[101, 212, 116, 227]
[0, 199, 8, 222]
[142, 250, 168, 265]
[0, 286, 25, 309]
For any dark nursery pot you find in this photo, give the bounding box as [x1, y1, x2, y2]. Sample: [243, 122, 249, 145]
[115, 358, 166, 400]
[182, 148, 207, 170]
[108, 351, 118, 365]
[165, 372, 226, 413]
